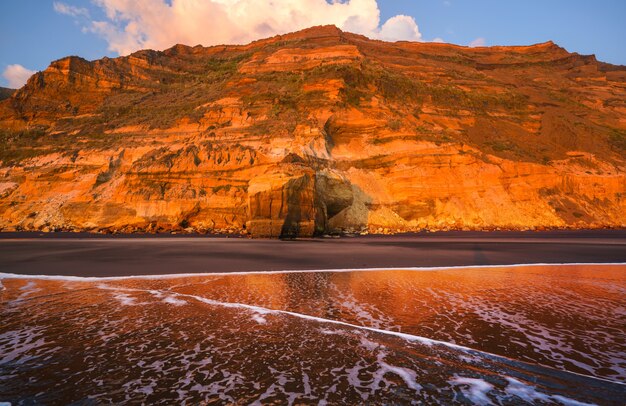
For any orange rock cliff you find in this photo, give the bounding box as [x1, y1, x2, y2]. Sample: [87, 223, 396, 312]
[0, 25, 625, 237]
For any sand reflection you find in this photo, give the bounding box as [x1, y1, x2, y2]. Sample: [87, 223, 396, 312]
[1, 264, 624, 404]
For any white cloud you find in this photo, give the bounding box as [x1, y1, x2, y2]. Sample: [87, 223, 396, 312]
[378, 15, 422, 42]
[64, 0, 423, 55]
[53, 1, 90, 18]
[2, 64, 36, 88]
[468, 37, 486, 47]
[432, 37, 445, 43]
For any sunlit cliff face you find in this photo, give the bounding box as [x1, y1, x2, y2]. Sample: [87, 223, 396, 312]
[1, 264, 624, 403]
[1, 26, 625, 237]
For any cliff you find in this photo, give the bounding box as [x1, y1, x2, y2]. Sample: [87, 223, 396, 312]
[1, 25, 625, 237]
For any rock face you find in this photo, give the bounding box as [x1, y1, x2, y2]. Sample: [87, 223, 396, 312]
[0, 25, 625, 237]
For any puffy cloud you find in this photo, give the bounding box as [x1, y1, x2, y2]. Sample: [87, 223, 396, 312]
[468, 37, 486, 47]
[53, 1, 90, 18]
[432, 37, 445, 43]
[68, 0, 423, 55]
[2, 64, 36, 88]
[378, 15, 422, 42]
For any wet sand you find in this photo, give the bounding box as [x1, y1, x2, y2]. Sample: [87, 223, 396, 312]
[1, 230, 625, 277]
[1, 264, 624, 404]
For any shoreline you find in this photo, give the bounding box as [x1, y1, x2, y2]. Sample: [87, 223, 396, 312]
[2, 262, 625, 282]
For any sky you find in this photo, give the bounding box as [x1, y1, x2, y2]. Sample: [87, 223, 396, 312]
[0, 0, 625, 88]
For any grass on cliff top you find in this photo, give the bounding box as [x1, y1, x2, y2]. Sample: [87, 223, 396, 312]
[305, 62, 528, 114]
[61, 54, 249, 131]
[55, 52, 529, 133]
[0, 87, 15, 101]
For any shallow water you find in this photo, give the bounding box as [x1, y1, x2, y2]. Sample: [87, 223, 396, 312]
[0, 264, 624, 404]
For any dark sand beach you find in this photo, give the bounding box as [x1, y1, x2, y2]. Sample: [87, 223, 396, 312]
[0, 230, 625, 277]
[2, 231, 625, 404]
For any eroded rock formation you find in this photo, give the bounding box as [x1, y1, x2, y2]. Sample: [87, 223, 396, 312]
[0, 25, 625, 236]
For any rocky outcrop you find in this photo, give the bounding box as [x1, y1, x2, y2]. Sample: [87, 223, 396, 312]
[246, 168, 364, 238]
[0, 26, 625, 237]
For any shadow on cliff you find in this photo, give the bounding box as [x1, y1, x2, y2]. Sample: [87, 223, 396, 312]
[279, 175, 311, 239]
[278, 173, 372, 239]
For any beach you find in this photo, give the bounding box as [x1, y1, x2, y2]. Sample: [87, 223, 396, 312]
[1, 231, 625, 404]
[1, 230, 625, 277]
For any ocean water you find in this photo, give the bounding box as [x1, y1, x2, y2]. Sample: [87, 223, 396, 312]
[0, 264, 624, 404]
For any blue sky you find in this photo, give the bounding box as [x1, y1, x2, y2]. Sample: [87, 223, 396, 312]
[1, 0, 624, 88]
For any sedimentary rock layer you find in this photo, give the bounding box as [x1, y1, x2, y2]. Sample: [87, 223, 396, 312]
[0, 26, 624, 237]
